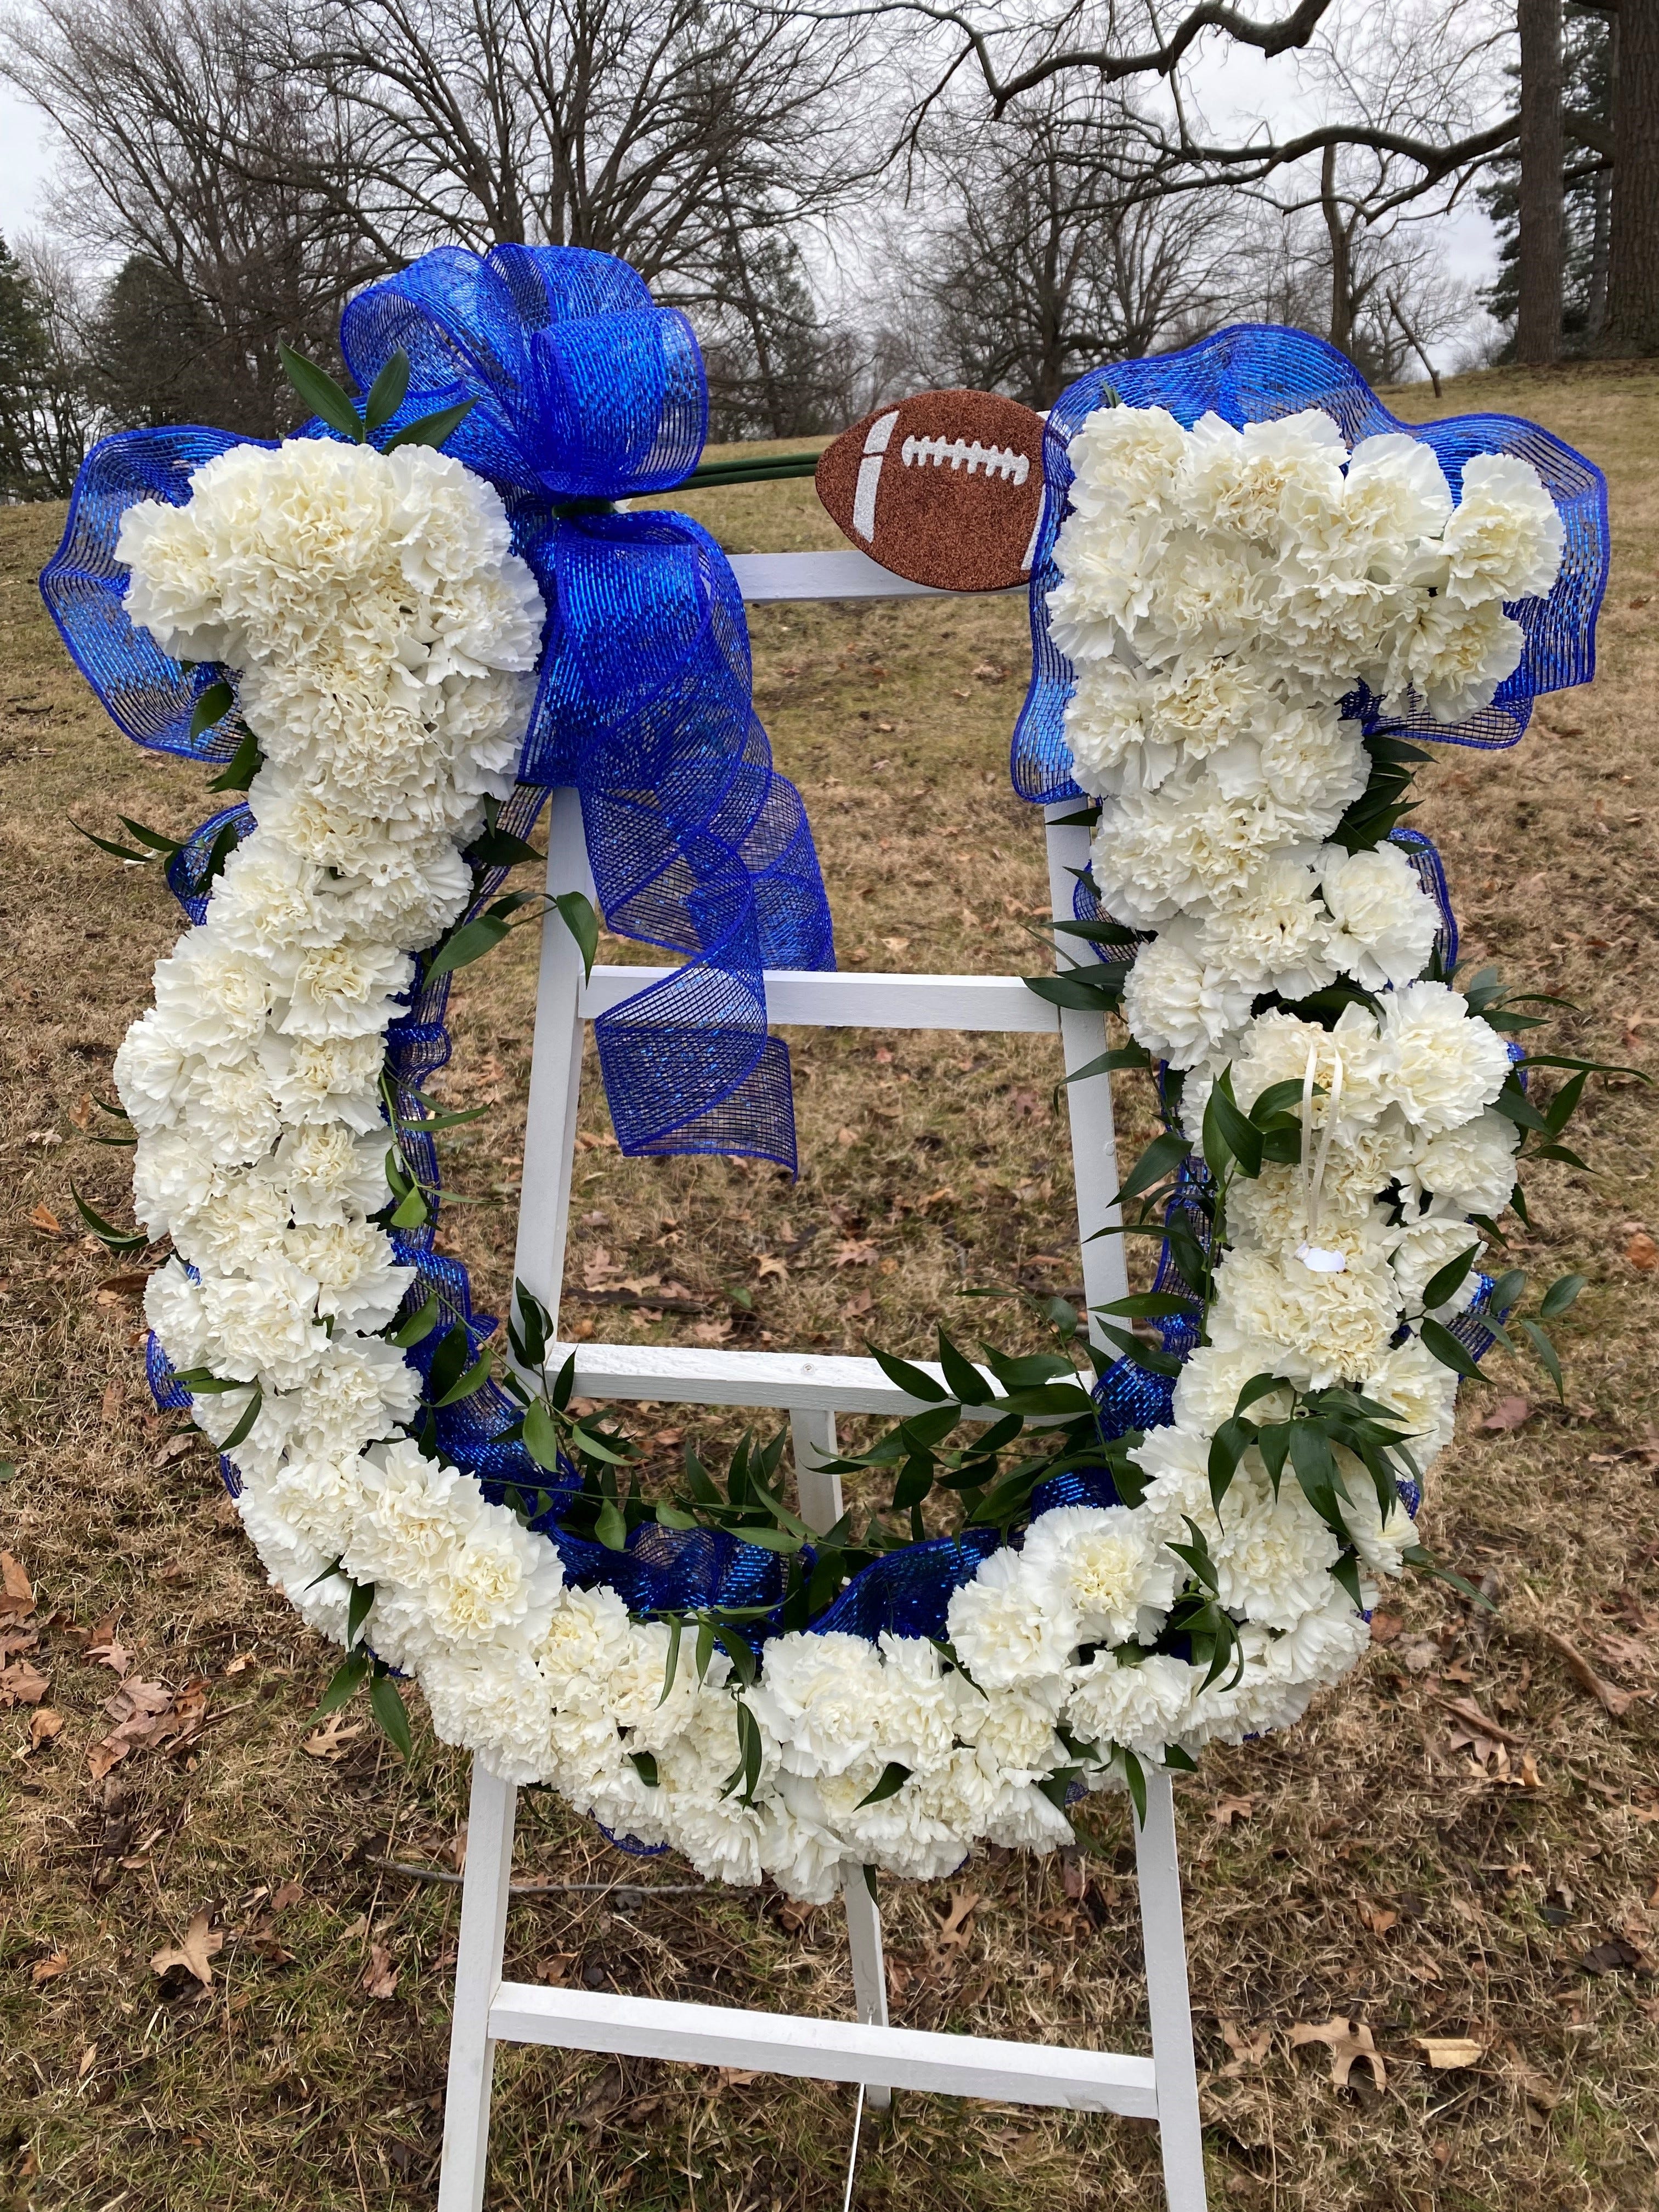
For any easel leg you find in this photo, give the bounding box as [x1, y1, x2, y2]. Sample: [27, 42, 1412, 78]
[1135, 1769, 1207, 2212]
[437, 1761, 519, 2212]
[789, 1410, 891, 2113]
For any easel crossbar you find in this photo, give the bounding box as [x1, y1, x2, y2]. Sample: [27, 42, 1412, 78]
[487, 1983, 1159, 2113]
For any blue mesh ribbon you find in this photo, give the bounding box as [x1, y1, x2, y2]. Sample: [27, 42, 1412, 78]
[39, 241, 834, 1170]
[1012, 322, 1611, 805]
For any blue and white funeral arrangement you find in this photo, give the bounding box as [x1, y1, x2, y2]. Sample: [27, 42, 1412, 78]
[44, 245, 1611, 1900]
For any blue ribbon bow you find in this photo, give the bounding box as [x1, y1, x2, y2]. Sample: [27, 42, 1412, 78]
[40, 242, 835, 1171]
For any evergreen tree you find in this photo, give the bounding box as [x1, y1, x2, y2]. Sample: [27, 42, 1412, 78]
[0, 233, 88, 501]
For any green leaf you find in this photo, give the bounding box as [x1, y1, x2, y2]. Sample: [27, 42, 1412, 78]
[1249, 1077, 1313, 1126]
[385, 399, 475, 452]
[1520, 1318, 1565, 1400]
[309, 1650, 369, 1723]
[1202, 1070, 1263, 1182]
[657, 1616, 683, 1707]
[1022, 967, 1128, 1012]
[1330, 1549, 1363, 1611]
[629, 1750, 659, 1788]
[388, 1183, 429, 1230]
[855, 1760, 912, 1808]
[737, 1525, 804, 1554]
[187, 681, 235, 744]
[865, 1345, 947, 1403]
[1113, 1130, 1190, 1210]
[424, 912, 511, 984]
[595, 1498, 628, 1550]
[369, 1668, 414, 1759]
[522, 1397, 564, 1473]
[1062, 1045, 1152, 1087]
[433, 1350, 493, 1407]
[278, 342, 364, 441]
[70, 1183, 147, 1254]
[364, 348, 410, 433]
[936, 1328, 990, 1405]
[69, 818, 164, 866]
[1120, 1746, 1148, 1826]
[1094, 1322, 1182, 1379]
[1420, 1244, 1481, 1313]
[554, 891, 600, 982]
[1207, 1417, 1256, 1515]
[1420, 1316, 1484, 1380]
[346, 1579, 376, 1649]
[569, 1422, 630, 1465]
[218, 1384, 263, 1453]
[205, 726, 262, 792]
[469, 821, 543, 869]
[1539, 1272, 1585, 1321]
[654, 1502, 700, 1531]
[386, 1293, 441, 1348]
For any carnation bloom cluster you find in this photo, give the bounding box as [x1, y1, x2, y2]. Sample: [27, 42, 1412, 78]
[112, 410, 1567, 1906]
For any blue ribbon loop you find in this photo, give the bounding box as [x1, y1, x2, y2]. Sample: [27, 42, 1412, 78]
[40, 241, 834, 1171]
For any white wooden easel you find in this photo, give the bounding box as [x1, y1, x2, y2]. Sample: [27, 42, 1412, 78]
[436, 546, 1208, 2212]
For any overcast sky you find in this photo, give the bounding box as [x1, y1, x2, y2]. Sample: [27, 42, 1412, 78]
[0, 46, 1500, 345]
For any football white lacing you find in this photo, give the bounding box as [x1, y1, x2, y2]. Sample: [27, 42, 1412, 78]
[900, 434, 1030, 484]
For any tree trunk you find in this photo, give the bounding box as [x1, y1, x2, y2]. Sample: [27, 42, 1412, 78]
[1517, 0, 1565, 364]
[1605, 0, 1659, 353]
[1321, 145, 1354, 356]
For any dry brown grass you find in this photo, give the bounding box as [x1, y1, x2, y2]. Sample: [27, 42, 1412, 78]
[3, 362, 1658, 2212]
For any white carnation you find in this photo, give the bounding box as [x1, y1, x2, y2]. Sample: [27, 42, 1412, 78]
[1436, 452, 1564, 608]
[1121, 923, 1256, 1069]
[1379, 980, 1512, 1135]
[1019, 1505, 1178, 1647]
[1208, 1245, 1400, 1391]
[946, 1546, 1074, 1690]
[1317, 839, 1440, 990]
[1405, 1109, 1520, 1217]
[1065, 1652, 1198, 1759]
[1392, 1212, 1484, 1317]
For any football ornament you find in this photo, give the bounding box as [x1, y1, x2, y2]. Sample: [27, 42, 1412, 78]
[815, 387, 1047, 592]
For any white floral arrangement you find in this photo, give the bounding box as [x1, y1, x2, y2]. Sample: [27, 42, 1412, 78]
[97, 393, 1595, 1907]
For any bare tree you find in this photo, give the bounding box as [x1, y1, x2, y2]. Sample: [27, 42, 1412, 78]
[885, 85, 1232, 404]
[281, 0, 872, 298]
[0, 0, 370, 432]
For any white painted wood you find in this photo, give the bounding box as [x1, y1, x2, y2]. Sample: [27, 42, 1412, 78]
[789, 1406, 843, 1536]
[486, 1982, 1159, 2113]
[436, 1763, 519, 2212]
[511, 787, 594, 1324]
[438, 582, 1211, 2208]
[561, 1341, 1008, 1419]
[1042, 801, 1129, 1336]
[840, 1869, 893, 2112]
[727, 548, 1019, 603]
[580, 964, 1060, 1034]
[1135, 1770, 1208, 2212]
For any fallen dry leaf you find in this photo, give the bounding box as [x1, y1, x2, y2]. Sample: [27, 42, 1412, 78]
[1544, 1630, 1637, 1717]
[831, 1238, 879, 1267]
[1482, 1395, 1532, 1432]
[1417, 2036, 1486, 2070]
[26, 1708, 64, 1753]
[538, 1951, 579, 1987]
[1220, 2020, 1272, 2077]
[933, 1889, 981, 1957]
[302, 1712, 365, 1760]
[1358, 1900, 1400, 1936]
[1291, 2015, 1386, 2092]
[85, 1615, 131, 1678]
[151, 1910, 223, 1988]
[28, 1203, 62, 1234]
[687, 1317, 733, 1346]
[87, 1677, 208, 1780]
[0, 1554, 36, 1621]
[1369, 1609, 1403, 1644]
[1435, 1695, 1523, 1746]
[31, 1952, 68, 1985]
[753, 1254, 788, 1282]
[362, 1943, 399, 1999]
[1502, 2042, 1560, 2109]
[836, 1126, 857, 1147]
[1626, 1231, 1658, 1271]
[1211, 1795, 1254, 1827]
[0, 1657, 49, 1706]
[269, 1878, 304, 1913]
[76, 2043, 97, 2082]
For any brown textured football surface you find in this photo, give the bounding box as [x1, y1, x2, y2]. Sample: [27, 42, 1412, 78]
[815, 388, 1048, 592]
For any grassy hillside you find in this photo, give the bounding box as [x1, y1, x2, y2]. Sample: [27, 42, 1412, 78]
[2, 360, 1657, 2210]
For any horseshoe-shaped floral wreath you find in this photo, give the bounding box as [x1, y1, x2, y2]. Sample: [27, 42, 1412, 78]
[44, 246, 1614, 1901]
